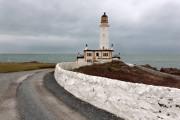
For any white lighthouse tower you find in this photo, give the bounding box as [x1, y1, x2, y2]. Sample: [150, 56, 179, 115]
[99, 12, 109, 50]
[77, 12, 120, 63]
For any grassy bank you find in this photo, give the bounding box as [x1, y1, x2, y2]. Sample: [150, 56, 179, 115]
[74, 61, 180, 89]
[0, 62, 56, 73]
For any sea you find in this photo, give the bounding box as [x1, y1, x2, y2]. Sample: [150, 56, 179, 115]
[0, 53, 179, 69]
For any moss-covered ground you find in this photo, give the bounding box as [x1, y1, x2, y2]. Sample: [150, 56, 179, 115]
[0, 62, 55, 73]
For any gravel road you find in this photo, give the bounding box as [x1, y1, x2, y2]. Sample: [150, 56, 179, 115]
[0, 70, 39, 120]
[0, 69, 123, 120]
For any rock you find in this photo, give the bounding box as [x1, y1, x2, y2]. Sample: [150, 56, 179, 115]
[141, 64, 158, 71]
[160, 68, 180, 76]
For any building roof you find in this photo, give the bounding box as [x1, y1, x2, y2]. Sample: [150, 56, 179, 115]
[77, 56, 84, 58]
[84, 49, 114, 52]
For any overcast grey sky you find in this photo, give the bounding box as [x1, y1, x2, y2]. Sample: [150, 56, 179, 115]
[0, 0, 180, 54]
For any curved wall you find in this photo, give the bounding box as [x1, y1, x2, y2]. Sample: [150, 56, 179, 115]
[54, 62, 180, 120]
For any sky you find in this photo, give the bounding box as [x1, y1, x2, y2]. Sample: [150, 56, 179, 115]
[0, 0, 180, 54]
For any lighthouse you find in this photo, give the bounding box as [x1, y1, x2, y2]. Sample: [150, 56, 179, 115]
[77, 12, 120, 63]
[99, 12, 109, 50]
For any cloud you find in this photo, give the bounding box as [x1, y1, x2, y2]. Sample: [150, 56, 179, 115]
[0, 0, 179, 53]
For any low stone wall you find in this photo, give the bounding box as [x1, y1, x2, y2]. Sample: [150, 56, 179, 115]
[54, 62, 180, 120]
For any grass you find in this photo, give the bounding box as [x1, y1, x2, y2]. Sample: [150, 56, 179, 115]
[74, 61, 180, 89]
[0, 62, 56, 73]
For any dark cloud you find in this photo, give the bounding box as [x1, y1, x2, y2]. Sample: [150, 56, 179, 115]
[0, 0, 180, 53]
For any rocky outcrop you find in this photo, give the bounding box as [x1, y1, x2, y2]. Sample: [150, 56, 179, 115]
[141, 64, 158, 71]
[160, 68, 180, 76]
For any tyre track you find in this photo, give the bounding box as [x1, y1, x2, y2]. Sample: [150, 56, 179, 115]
[17, 70, 55, 120]
[0, 72, 35, 120]
[17, 69, 89, 120]
[44, 72, 123, 120]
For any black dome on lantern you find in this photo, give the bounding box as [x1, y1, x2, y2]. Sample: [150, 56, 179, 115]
[101, 12, 108, 23]
[102, 12, 108, 17]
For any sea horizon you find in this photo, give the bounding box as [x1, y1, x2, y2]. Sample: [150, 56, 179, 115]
[0, 53, 179, 69]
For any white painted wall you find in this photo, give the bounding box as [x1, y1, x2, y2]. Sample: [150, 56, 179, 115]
[77, 58, 85, 63]
[55, 62, 180, 120]
[100, 25, 109, 49]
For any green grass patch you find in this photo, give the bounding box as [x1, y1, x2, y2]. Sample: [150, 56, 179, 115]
[0, 62, 56, 73]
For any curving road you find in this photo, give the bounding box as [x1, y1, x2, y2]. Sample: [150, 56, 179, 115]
[0, 69, 122, 120]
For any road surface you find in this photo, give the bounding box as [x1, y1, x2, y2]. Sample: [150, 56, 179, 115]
[0, 69, 122, 120]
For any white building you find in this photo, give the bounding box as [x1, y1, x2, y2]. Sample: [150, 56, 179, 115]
[77, 12, 120, 63]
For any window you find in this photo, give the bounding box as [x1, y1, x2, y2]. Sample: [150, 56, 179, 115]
[103, 53, 108, 56]
[96, 53, 99, 56]
[87, 53, 92, 56]
[87, 59, 92, 63]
